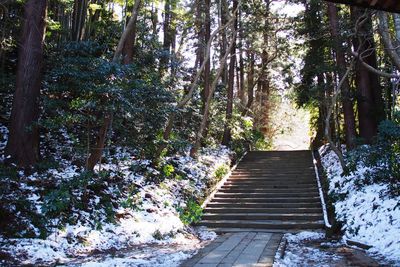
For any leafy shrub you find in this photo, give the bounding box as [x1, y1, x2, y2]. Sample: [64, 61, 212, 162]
[347, 112, 400, 196]
[177, 199, 203, 225]
[214, 164, 229, 181]
[162, 164, 175, 178]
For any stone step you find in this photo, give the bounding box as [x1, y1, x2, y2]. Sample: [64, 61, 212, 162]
[224, 181, 317, 186]
[211, 197, 321, 203]
[204, 207, 322, 214]
[214, 192, 319, 198]
[227, 177, 315, 182]
[202, 213, 323, 221]
[220, 184, 318, 189]
[237, 162, 314, 170]
[233, 170, 314, 174]
[207, 202, 322, 208]
[196, 220, 324, 230]
[217, 188, 318, 193]
[230, 173, 315, 180]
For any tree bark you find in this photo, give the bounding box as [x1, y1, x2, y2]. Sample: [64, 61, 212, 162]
[191, 27, 238, 157]
[119, 0, 141, 64]
[242, 50, 255, 116]
[86, 0, 141, 171]
[71, 0, 88, 41]
[219, 0, 228, 85]
[154, 7, 238, 160]
[351, 7, 384, 143]
[5, 0, 47, 167]
[378, 12, 400, 71]
[238, 10, 246, 107]
[160, 0, 172, 71]
[327, 2, 357, 149]
[222, 0, 238, 145]
[202, 0, 211, 109]
[259, 0, 271, 135]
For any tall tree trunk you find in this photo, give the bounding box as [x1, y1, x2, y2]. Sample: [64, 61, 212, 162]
[327, 3, 357, 149]
[242, 50, 255, 116]
[393, 14, 400, 44]
[154, 6, 238, 160]
[86, 0, 141, 171]
[238, 12, 246, 107]
[222, 0, 238, 145]
[160, 0, 171, 72]
[219, 0, 228, 85]
[5, 0, 47, 167]
[71, 0, 88, 41]
[202, 0, 211, 108]
[259, 0, 270, 135]
[351, 7, 385, 142]
[120, 0, 141, 64]
[191, 27, 238, 157]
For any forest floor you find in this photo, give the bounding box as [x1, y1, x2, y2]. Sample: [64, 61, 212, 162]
[274, 231, 392, 267]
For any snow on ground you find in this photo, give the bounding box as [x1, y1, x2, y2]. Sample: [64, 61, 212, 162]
[320, 146, 400, 263]
[0, 137, 232, 265]
[0, 124, 8, 161]
[273, 231, 348, 267]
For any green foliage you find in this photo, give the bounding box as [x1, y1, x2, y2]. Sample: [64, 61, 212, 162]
[162, 164, 175, 178]
[347, 112, 400, 196]
[41, 171, 118, 227]
[0, 166, 47, 238]
[120, 184, 142, 210]
[214, 164, 229, 181]
[177, 199, 203, 225]
[42, 41, 173, 162]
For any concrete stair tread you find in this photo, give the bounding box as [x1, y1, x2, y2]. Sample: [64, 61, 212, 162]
[208, 203, 321, 207]
[199, 150, 324, 231]
[204, 208, 322, 213]
[203, 228, 322, 233]
[198, 219, 324, 224]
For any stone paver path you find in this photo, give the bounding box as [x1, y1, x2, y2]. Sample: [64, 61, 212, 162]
[181, 232, 282, 267]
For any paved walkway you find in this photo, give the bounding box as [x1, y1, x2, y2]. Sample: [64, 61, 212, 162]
[181, 232, 282, 267]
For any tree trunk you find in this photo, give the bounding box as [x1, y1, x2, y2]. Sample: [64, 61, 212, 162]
[86, 0, 141, 171]
[191, 27, 238, 157]
[327, 2, 357, 149]
[120, 0, 141, 64]
[351, 7, 384, 143]
[220, 0, 228, 85]
[222, 0, 238, 145]
[154, 5, 238, 160]
[71, 0, 88, 41]
[242, 50, 255, 116]
[238, 11, 246, 107]
[5, 0, 47, 167]
[393, 14, 400, 44]
[86, 115, 112, 170]
[259, 0, 270, 135]
[378, 12, 400, 71]
[160, 0, 171, 72]
[202, 0, 211, 109]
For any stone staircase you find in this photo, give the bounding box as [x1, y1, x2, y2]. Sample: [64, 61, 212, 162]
[198, 150, 325, 232]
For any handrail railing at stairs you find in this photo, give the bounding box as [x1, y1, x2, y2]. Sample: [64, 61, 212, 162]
[312, 150, 332, 229]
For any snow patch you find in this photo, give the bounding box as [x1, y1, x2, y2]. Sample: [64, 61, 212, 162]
[320, 146, 400, 263]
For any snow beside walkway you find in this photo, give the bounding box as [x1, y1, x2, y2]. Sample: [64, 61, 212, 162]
[0, 142, 232, 265]
[320, 146, 400, 263]
[273, 231, 346, 267]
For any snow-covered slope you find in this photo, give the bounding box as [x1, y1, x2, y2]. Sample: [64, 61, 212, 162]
[320, 146, 400, 263]
[0, 145, 232, 265]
